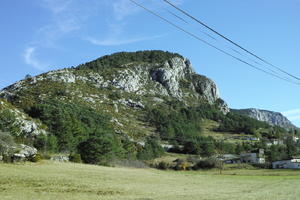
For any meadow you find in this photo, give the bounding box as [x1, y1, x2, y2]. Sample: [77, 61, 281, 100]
[0, 161, 300, 200]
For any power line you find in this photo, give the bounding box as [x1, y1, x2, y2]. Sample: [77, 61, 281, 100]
[129, 0, 299, 85]
[164, 9, 290, 79]
[162, 0, 300, 82]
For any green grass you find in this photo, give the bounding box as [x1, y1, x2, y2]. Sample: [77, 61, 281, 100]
[1, 161, 300, 200]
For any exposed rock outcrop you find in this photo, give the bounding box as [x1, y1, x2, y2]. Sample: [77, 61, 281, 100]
[0, 100, 47, 137]
[0, 52, 229, 114]
[231, 108, 298, 130]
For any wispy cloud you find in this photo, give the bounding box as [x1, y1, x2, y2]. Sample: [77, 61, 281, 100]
[23, 47, 48, 71]
[23, 0, 186, 69]
[85, 34, 165, 46]
[23, 0, 101, 69]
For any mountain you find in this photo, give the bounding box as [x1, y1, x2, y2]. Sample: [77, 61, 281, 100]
[231, 108, 298, 131]
[0, 50, 291, 156]
[0, 51, 231, 146]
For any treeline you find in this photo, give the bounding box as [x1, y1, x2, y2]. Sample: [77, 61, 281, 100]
[24, 100, 164, 165]
[78, 50, 183, 71]
[147, 101, 224, 143]
[146, 101, 282, 143]
[146, 100, 291, 157]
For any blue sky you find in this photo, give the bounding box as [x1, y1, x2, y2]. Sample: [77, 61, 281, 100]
[1, 0, 300, 126]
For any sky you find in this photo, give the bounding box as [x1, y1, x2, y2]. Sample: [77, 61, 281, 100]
[0, 0, 300, 126]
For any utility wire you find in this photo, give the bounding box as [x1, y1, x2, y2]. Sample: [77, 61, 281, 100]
[129, 0, 299, 85]
[162, 0, 300, 82]
[165, 9, 286, 79]
[165, 7, 292, 80]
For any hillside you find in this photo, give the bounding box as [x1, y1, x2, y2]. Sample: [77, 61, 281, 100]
[0, 51, 229, 142]
[0, 50, 297, 164]
[232, 108, 298, 131]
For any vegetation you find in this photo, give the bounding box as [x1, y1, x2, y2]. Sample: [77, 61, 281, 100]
[0, 132, 15, 158]
[26, 100, 114, 151]
[137, 137, 165, 160]
[77, 133, 124, 165]
[1, 161, 300, 200]
[0, 110, 20, 136]
[78, 50, 184, 71]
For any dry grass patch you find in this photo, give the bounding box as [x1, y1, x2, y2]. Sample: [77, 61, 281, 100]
[0, 161, 300, 200]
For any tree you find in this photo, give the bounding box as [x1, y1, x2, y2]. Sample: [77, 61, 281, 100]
[286, 137, 298, 159]
[25, 74, 32, 79]
[137, 137, 164, 160]
[77, 133, 123, 165]
[0, 132, 15, 156]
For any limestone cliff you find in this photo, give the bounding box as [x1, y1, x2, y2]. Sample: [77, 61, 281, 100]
[231, 108, 298, 131]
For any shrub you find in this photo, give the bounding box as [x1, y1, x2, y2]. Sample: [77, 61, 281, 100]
[137, 137, 165, 160]
[157, 161, 169, 170]
[2, 154, 12, 163]
[0, 132, 16, 162]
[173, 161, 191, 171]
[69, 153, 82, 163]
[29, 154, 43, 162]
[193, 158, 217, 170]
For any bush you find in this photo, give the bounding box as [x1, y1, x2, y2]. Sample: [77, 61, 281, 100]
[69, 153, 82, 163]
[157, 161, 169, 170]
[137, 137, 165, 160]
[0, 132, 15, 156]
[2, 154, 12, 163]
[29, 154, 43, 162]
[193, 158, 217, 170]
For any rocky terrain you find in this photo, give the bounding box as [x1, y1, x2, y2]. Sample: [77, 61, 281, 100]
[232, 108, 298, 131]
[0, 51, 298, 159]
[0, 51, 229, 140]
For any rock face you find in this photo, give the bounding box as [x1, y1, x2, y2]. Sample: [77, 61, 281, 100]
[0, 50, 230, 140]
[0, 99, 47, 137]
[0, 51, 229, 114]
[151, 57, 194, 98]
[231, 108, 298, 130]
[16, 144, 38, 158]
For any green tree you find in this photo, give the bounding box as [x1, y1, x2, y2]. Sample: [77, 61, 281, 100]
[77, 133, 124, 165]
[0, 132, 15, 156]
[137, 137, 164, 160]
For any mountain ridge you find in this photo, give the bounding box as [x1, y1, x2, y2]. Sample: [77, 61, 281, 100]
[231, 108, 298, 131]
[0, 50, 296, 155]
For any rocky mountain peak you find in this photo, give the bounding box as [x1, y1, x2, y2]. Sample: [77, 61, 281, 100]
[0, 50, 229, 118]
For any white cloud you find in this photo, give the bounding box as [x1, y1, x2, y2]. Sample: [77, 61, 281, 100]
[23, 47, 47, 71]
[85, 34, 165, 46]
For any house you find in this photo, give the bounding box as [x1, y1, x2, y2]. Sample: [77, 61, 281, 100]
[272, 159, 300, 169]
[240, 149, 265, 164]
[221, 154, 241, 164]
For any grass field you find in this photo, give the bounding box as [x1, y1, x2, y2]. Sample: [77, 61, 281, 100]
[0, 161, 300, 200]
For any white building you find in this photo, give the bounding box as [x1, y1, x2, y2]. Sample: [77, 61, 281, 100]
[272, 159, 300, 169]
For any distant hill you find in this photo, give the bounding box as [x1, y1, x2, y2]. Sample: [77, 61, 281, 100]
[231, 108, 298, 131]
